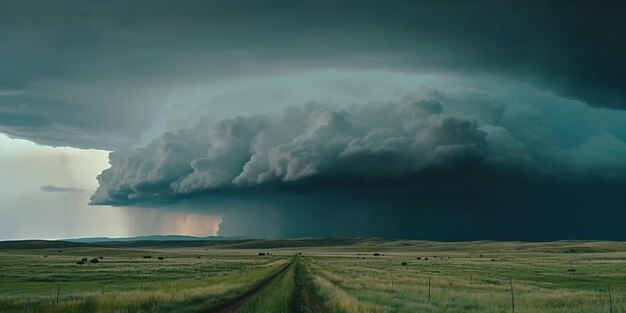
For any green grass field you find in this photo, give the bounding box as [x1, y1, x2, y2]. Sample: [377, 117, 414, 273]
[1, 239, 625, 312]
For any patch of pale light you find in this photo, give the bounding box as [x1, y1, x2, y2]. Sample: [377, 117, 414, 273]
[162, 212, 223, 237]
[121, 207, 223, 237]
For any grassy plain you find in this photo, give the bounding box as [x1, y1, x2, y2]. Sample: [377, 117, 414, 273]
[0, 246, 289, 313]
[1, 239, 625, 312]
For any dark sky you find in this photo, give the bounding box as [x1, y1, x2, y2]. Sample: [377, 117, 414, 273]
[1, 0, 625, 240]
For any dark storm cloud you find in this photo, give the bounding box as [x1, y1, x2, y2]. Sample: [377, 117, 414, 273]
[89, 99, 506, 205]
[3, 0, 626, 240]
[0, 89, 24, 96]
[1, 0, 626, 148]
[41, 185, 85, 193]
[203, 172, 626, 241]
[88, 85, 626, 239]
[0, 97, 139, 149]
[95, 159, 626, 241]
[90, 89, 626, 202]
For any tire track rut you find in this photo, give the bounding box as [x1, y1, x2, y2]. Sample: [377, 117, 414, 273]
[200, 260, 293, 313]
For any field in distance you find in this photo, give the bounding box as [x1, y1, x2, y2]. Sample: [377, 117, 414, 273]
[0, 238, 625, 313]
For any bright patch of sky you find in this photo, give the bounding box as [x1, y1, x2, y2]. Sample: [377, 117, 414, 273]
[0, 134, 221, 240]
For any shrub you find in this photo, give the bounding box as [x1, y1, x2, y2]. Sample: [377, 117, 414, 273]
[89, 258, 99, 264]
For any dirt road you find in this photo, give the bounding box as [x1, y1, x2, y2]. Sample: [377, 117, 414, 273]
[200, 260, 294, 313]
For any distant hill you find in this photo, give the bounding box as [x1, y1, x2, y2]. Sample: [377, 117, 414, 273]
[65, 235, 247, 243]
[1, 237, 626, 253]
[0, 237, 369, 250]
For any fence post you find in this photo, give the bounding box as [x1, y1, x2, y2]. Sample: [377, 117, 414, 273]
[510, 279, 515, 313]
[608, 285, 613, 313]
[428, 276, 431, 303]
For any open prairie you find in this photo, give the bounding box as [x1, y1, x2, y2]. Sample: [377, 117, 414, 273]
[1, 239, 625, 313]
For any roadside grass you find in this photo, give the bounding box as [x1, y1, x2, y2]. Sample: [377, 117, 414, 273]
[0, 248, 289, 313]
[307, 253, 626, 313]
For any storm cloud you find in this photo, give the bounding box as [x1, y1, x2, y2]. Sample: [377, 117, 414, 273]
[88, 86, 626, 240]
[92, 85, 626, 206]
[3, 1, 626, 240]
[91, 98, 503, 204]
[1, 0, 626, 149]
